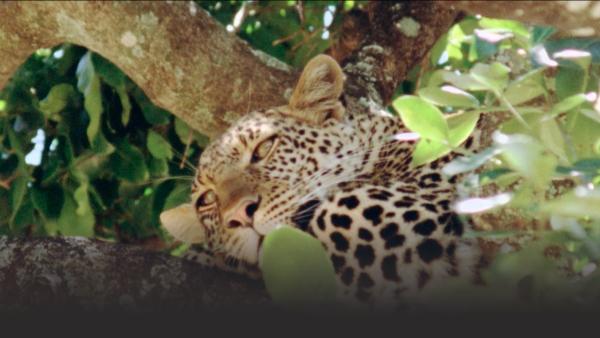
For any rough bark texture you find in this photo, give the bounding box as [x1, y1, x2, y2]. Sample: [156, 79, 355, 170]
[0, 236, 269, 310]
[0, 1, 297, 139]
[341, 1, 458, 107]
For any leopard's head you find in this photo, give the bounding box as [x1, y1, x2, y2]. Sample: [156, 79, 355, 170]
[161, 55, 368, 266]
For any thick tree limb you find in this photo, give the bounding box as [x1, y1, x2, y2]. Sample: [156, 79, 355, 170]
[0, 1, 297, 139]
[0, 236, 269, 310]
[341, 1, 458, 106]
[443, 1, 600, 38]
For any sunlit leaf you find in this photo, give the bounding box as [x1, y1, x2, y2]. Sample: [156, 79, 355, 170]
[75, 52, 103, 143]
[116, 85, 132, 126]
[109, 140, 149, 183]
[393, 95, 449, 142]
[470, 62, 510, 93]
[537, 117, 568, 164]
[73, 182, 91, 216]
[493, 132, 557, 187]
[504, 68, 546, 106]
[411, 138, 450, 167]
[260, 226, 337, 305]
[57, 192, 95, 237]
[455, 193, 512, 214]
[442, 147, 500, 177]
[38, 83, 74, 118]
[147, 130, 173, 160]
[546, 39, 600, 64]
[443, 71, 489, 91]
[550, 93, 589, 116]
[447, 110, 480, 147]
[479, 18, 529, 41]
[418, 85, 480, 108]
[541, 187, 600, 219]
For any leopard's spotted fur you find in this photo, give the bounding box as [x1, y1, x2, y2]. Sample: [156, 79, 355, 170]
[161, 55, 486, 306]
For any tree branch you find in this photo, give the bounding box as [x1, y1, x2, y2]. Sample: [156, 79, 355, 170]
[0, 1, 297, 139]
[341, 1, 459, 107]
[0, 236, 269, 310]
[442, 1, 600, 38]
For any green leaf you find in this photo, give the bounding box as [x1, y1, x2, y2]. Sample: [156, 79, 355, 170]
[132, 88, 170, 125]
[31, 185, 64, 220]
[555, 60, 588, 101]
[442, 71, 489, 91]
[90, 131, 115, 155]
[537, 117, 568, 164]
[470, 62, 510, 93]
[454, 193, 512, 214]
[493, 133, 557, 187]
[75, 52, 103, 143]
[57, 192, 95, 237]
[174, 117, 209, 147]
[418, 85, 479, 108]
[91, 52, 125, 88]
[260, 226, 337, 305]
[9, 175, 28, 227]
[447, 110, 480, 147]
[116, 85, 132, 126]
[174, 117, 193, 143]
[147, 131, 173, 160]
[442, 147, 500, 177]
[504, 68, 546, 106]
[148, 157, 169, 177]
[566, 111, 600, 158]
[411, 139, 451, 167]
[73, 182, 91, 216]
[393, 95, 449, 142]
[550, 93, 588, 116]
[410, 111, 480, 167]
[38, 83, 75, 118]
[541, 187, 600, 219]
[109, 140, 149, 183]
[531, 26, 557, 45]
[545, 39, 600, 64]
[479, 18, 529, 41]
[163, 183, 191, 211]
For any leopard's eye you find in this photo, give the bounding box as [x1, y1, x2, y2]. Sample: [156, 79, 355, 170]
[251, 135, 277, 163]
[196, 190, 217, 208]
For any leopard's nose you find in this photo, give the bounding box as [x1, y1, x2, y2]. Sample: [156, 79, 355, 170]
[225, 198, 260, 228]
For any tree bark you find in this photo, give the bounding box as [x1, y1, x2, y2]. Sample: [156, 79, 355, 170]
[0, 236, 269, 310]
[0, 1, 297, 139]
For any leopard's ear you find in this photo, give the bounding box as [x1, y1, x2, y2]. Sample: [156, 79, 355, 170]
[287, 54, 345, 125]
[160, 203, 205, 244]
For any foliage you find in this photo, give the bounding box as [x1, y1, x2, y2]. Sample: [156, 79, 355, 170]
[260, 226, 337, 306]
[1, 1, 600, 307]
[391, 17, 600, 307]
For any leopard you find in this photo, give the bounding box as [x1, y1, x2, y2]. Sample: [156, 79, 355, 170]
[160, 54, 487, 307]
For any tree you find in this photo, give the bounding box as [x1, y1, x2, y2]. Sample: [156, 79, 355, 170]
[1, 1, 599, 310]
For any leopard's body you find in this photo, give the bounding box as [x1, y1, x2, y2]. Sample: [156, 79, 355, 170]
[161, 55, 485, 306]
